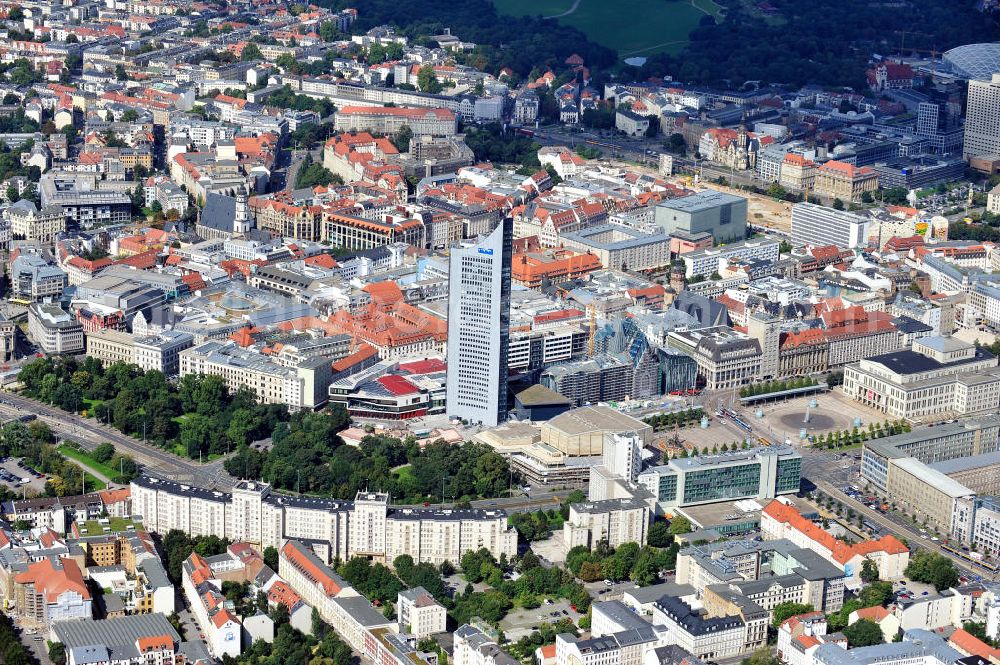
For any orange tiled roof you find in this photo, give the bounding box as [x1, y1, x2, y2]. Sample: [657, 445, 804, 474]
[853, 606, 890, 622]
[137, 635, 174, 652]
[14, 558, 90, 603]
[763, 500, 907, 565]
[949, 628, 1000, 660]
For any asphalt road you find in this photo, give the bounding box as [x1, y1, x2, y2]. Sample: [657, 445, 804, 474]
[472, 489, 574, 514]
[814, 478, 996, 580]
[0, 392, 233, 490]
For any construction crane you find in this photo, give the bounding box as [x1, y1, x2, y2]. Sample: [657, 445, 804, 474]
[587, 307, 597, 357]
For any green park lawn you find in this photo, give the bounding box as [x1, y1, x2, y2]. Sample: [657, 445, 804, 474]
[58, 444, 118, 480]
[492, 0, 715, 56]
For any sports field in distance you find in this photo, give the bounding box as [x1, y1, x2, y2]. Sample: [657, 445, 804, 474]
[492, 0, 724, 56]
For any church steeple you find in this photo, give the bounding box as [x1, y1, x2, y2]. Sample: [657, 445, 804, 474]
[233, 186, 250, 236]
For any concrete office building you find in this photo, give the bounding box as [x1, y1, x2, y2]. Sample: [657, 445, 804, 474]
[681, 238, 780, 279]
[860, 416, 1000, 491]
[446, 217, 513, 427]
[560, 224, 673, 272]
[668, 327, 762, 390]
[964, 74, 1000, 160]
[637, 446, 801, 510]
[859, 416, 1000, 538]
[28, 303, 84, 355]
[539, 405, 652, 456]
[86, 330, 194, 376]
[843, 336, 1000, 420]
[678, 539, 845, 613]
[654, 192, 748, 244]
[790, 203, 869, 249]
[10, 251, 67, 302]
[883, 457, 975, 533]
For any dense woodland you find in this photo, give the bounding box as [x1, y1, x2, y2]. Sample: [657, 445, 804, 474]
[317, 0, 998, 89]
[622, 0, 997, 87]
[227, 428, 515, 504]
[318, 0, 616, 79]
[19, 357, 291, 460]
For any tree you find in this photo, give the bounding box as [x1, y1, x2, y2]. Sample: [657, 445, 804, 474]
[264, 546, 279, 571]
[48, 641, 66, 665]
[92, 442, 116, 464]
[860, 558, 880, 584]
[241, 43, 263, 61]
[318, 21, 340, 42]
[905, 550, 959, 591]
[772, 602, 814, 628]
[647, 521, 673, 547]
[741, 647, 780, 665]
[121, 109, 140, 122]
[417, 65, 442, 94]
[832, 198, 845, 210]
[843, 619, 884, 647]
[115, 64, 129, 81]
[767, 183, 788, 199]
[668, 516, 692, 535]
[296, 153, 342, 189]
[858, 581, 893, 608]
[392, 124, 413, 153]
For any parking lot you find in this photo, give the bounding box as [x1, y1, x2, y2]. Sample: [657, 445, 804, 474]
[498, 596, 581, 640]
[0, 456, 48, 494]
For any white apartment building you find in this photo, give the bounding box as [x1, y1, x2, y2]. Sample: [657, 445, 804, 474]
[279, 540, 391, 654]
[454, 624, 520, 665]
[555, 626, 667, 665]
[776, 612, 828, 665]
[180, 340, 331, 410]
[563, 497, 650, 549]
[130, 476, 518, 566]
[398, 587, 446, 638]
[969, 280, 1000, 328]
[651, 596, 751, 660]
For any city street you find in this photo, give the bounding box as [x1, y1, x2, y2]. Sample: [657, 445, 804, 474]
[0, 393, 233, 489]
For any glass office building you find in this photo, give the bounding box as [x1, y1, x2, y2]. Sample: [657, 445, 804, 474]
[638, 446, 801, 509]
